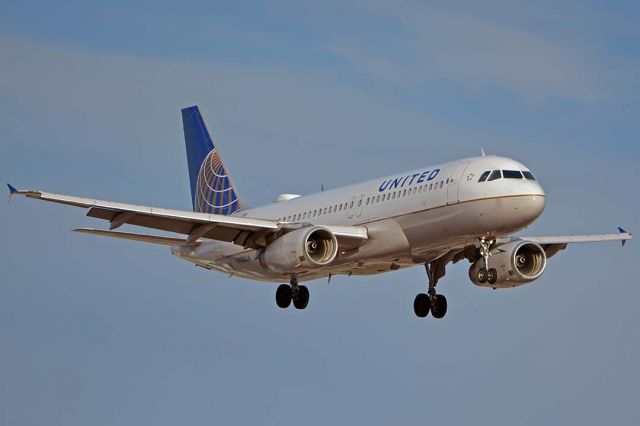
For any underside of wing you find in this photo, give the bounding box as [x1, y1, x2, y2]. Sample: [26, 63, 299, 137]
[73, 228, 188, 246]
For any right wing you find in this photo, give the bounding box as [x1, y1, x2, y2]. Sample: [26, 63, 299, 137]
[8, 185, 368, 249]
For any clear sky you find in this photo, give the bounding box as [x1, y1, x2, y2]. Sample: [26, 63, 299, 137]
[1, 1, 639, 425]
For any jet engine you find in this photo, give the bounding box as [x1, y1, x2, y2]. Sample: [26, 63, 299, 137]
[469, 241, 547, 288]
[260, 226, 338, 273]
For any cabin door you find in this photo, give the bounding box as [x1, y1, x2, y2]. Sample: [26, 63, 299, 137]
[446, 162, 470, 205]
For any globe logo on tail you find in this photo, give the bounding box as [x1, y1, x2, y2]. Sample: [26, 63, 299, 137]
[194, 149, 239, 215]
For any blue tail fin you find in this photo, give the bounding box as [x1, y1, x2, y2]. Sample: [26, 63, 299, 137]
[181, 105, 244, 215]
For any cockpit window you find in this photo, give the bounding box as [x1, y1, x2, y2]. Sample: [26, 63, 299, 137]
[502, 170, 523, 179]
[487, 170, 502, 181]
[523, 171, 536, 181]
[478, 171, 490, 182]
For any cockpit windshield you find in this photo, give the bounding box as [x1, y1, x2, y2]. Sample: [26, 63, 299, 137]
[487, 170, 502, 181]
[477, 169, 536, 182]
[478, 171, 491, 182]
[502, 170, 523, 179]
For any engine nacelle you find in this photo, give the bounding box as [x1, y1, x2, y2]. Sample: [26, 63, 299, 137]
[260, 226, 338, 273]
[469, 241, 547, 288]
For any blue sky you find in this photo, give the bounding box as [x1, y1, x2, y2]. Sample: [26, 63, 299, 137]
[1, 1, 639, 425]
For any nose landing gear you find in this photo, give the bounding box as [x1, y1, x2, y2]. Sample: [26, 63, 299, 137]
[276, 276, 309, 310]
[476, 237, 498, 285]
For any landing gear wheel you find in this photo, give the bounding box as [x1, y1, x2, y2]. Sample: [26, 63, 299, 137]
[275, 284, 292, 309]
[487, 268, 498, 285]
[477, 268, 488, 284]
[431, 294, 447, 319]
[292, 285, 310, 310]
[413, 293, 430, 318]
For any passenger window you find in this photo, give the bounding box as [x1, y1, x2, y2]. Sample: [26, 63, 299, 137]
[303, 212, 307, 219]
[350, 201, 354, 208]
[523, 171, 536, 181]
[366, 198, 370, 205]
[503, 170, 523, 179]
[402, 189, 407, 196]
[376, 195, 380, 202]
[488, 170, 501, 181]
[478, 171, 490, 182]
[323, 208, 327, 214]
[439, 181, 443, 189]
[358, 199, 362, 207]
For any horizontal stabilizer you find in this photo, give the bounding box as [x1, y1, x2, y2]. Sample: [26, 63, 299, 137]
[74, 228, 191, 246]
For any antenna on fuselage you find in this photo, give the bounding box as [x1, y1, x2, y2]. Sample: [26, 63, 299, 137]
[481, 148, 486, 157]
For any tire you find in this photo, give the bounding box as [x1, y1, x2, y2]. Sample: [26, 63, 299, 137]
[431, 294, 447, 319]
[276, 284, 292, 308]
[477, 268, 488, 284]
[487, 268, 498, 285]
[413, 293, 430, 318]
[293, 285, 310, 310]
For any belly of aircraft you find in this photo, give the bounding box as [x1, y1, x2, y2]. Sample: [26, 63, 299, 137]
[173, 195, 538, 283]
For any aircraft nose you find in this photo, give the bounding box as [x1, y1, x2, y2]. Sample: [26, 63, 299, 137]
[522, 195, 546, 222]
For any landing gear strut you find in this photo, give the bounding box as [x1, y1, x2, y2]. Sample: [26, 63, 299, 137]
[476, 237, 498, 285]
[276, 275, 309, 310]
[413, 260, 448, 319]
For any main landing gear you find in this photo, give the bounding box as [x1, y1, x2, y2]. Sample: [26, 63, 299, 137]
[414, 261, 448, 319]
[276, 276, 309, 310]
[475, 237, 498, 285]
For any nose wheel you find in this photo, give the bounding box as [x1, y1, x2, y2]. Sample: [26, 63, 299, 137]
[276, 276, 309, 310]
[476, 267, 498, 285]
[414, 260, 449, 319]
[476, 237, 498, 284]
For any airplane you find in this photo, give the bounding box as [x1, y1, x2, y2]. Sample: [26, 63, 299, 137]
[7, 105, 632, 319]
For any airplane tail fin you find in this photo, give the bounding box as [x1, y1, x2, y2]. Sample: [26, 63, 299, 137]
[181, 105, 245, 215]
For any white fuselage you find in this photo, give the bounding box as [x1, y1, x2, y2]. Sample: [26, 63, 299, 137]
[172, 156, 546, 282]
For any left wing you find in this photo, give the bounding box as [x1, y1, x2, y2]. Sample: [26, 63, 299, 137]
[7, 185, 368, 249]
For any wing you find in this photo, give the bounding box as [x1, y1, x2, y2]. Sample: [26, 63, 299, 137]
[498, 228, 632, 258]
[7, 185, 368, 248]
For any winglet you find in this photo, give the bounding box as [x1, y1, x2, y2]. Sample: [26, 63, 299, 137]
[6, 183, 17, 203]
[619, 227, 630, 247]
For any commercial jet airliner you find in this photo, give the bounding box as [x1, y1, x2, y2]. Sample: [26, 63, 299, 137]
[8, 106, 632, 319]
